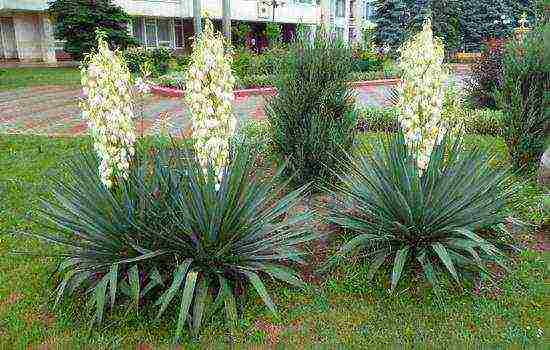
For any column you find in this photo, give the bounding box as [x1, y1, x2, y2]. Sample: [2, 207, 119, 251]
[343, 0, 351, 43]
[40, 15, 57, 63]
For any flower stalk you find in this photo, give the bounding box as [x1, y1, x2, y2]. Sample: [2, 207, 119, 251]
[397, 19, 447, 170]
[80, 32, 136, 188]
[185, 17, 237, 178]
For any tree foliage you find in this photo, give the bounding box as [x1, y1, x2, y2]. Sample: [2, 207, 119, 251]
[374, 0, 410, 51]
[48, 0, 138, 60]
[373, 0, 537, 52]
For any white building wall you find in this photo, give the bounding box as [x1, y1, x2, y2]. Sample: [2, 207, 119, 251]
[116, 0, 320, 24]
[39, 15, 56, 63]
[2, 0, 320, 24]
[1, 0, 323, 61]
[13, 14, 43, 61]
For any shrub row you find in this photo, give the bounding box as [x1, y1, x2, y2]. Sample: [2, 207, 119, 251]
[156, 70, 399, 91]
[358, 106, 506, 136]
[123, 47, 189, 77]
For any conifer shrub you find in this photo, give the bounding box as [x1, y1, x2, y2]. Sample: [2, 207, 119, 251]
[495, 24, 550, 174]
[266, 27, 358, 187]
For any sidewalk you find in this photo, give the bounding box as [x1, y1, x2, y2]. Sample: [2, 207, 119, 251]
[0, 82, 397, 136]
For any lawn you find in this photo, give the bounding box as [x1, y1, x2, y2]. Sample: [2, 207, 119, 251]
[0, 67, 81, 91]
[0, 134, 546, 348]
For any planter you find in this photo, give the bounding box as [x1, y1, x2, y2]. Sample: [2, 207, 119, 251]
[150, 78, 402, 99]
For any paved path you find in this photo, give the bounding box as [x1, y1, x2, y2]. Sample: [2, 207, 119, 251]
[0, 83, 394, 136]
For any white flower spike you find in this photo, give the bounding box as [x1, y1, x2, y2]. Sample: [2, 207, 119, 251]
[397, 19, 447, 171]
[185, 18, 237, 178]
[80, 33, 136, 188]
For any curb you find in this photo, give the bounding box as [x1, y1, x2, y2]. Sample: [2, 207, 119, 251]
[150, 78, 401, 99]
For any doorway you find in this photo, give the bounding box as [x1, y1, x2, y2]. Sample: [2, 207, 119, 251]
[0, 17, 18, 59]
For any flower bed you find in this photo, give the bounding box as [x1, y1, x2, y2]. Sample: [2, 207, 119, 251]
[150, 78, 401, 99]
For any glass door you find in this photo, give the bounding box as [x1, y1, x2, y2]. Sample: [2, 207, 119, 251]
[0, 17, 18, 59]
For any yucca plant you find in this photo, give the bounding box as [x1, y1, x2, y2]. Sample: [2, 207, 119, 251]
[323, 132, 516, 291]
[31, 143, 314, 339]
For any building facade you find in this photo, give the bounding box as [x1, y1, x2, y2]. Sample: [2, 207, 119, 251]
[319, 0, 376, 44]
[0, 0, 375, 62]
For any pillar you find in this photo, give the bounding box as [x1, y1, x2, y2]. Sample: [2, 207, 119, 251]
[40, 15, 57, 63]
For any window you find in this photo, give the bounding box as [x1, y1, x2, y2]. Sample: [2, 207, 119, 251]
[132, 18, 144, 45]
[174, 19, 185, 48]
[157, 18, 172, 47]
[335, 0, 345, 18]
[131, 17, 176, 48]
[145, 18, 157, 47]
[363, 1, 376, 21]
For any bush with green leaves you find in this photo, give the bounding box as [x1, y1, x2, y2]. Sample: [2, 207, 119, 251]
[495, 24, 550, 174]
[357, 105, 504, 136]
[265, 23, 282, 46]
[235, 74, 275, 89]
[48, 0, 138, 60]
[352, 49, 384, 73]
[123, 47, 174, 77]
[324, 132, 515, 291]
[266, 27, 358, 186]
[460, 109, 505, 136]
[231, 47, 254, 79]
[232, 46, 291, 80]
[465, 39, 505, 109]
[357, 106, 400, 132]
[155, 71, 187, 90]
[33, 143, 314, 339]
[251, 45, 291, 76]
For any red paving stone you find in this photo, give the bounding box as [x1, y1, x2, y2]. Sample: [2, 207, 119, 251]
[0, 83, 394, 136]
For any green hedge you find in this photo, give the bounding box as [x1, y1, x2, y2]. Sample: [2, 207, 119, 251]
[236, 107, 506, 165]
[157, 70, 399, 91]
[357, 106, 505, 136]
[123, 47, 188, 77]
[155, 71, 186, 90]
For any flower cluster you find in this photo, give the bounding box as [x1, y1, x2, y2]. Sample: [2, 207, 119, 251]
[397, 19, 447, 170]
[185, 18, 236, 177]
[80, 34, 136, 188]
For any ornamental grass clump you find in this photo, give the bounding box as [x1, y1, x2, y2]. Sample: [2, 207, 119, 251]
[266, 26, 358, 187]
[34, 144, 314, 339]
[495, 24, 549, 174]
[397, 19, 447, 171]
[80, 32, 136, 188]
[185, 17, 237, 177]
[324, 132, 515, 291]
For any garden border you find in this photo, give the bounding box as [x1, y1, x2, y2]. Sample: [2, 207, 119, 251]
[149, 78, 402, 99]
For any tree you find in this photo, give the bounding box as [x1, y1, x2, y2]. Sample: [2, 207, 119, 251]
[507, 0, 538, 24]
[407, 0, 432, 33]
[459, 0, 514, 51]
[431, 0, 462, 53]
[374, 0, 410, 51]
[48, 0, 138, 60]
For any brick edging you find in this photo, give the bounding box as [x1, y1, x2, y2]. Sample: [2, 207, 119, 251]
[149, 78, 402, 99]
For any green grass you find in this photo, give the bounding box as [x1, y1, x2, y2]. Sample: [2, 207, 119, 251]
[0, 67, 81, 91]
[0, 134, 547, 348]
